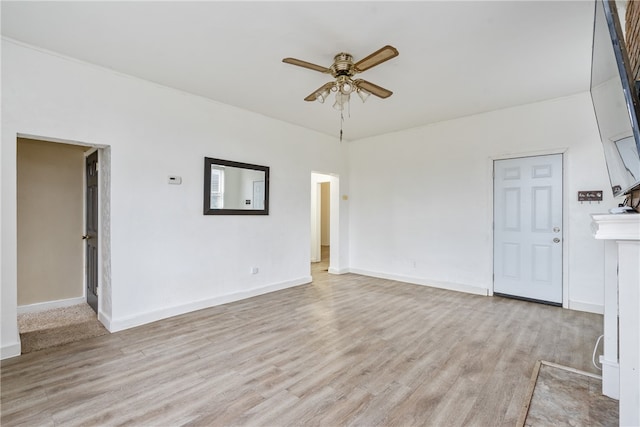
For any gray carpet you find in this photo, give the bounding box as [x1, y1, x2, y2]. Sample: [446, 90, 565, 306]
[18, 304, 108, 353]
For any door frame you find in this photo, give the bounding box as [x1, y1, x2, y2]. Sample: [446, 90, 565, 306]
[311, 181, 322, 263]
[16, 133, 111, 324]
[488, 148, 569, 308]
[310, 172, 340, 274]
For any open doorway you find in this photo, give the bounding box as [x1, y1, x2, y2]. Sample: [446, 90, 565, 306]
[16, 136, 110, 353]
[17, 138, 88, 310]
[310, 172, 339, 276]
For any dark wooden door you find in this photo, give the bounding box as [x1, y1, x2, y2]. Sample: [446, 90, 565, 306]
[85, 151, 99, 313]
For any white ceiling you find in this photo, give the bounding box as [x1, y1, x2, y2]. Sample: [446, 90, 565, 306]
[1, 1, 596, 141]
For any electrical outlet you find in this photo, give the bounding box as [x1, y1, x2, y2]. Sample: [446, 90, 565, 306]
[251, 267, 259, 275]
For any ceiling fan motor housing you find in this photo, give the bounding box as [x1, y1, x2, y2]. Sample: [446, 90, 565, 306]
[331, 53, 355, 77]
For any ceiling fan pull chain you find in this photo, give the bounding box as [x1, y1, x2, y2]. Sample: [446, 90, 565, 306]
[340, 112, 344, 142]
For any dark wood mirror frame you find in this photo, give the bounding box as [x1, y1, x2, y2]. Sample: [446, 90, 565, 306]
[203, 157, 270, 215]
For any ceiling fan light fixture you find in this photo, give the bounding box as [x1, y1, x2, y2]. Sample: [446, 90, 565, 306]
[357, 87, 370, 103]
[333, 92, 350, 111]
[315, 87, 331, 103]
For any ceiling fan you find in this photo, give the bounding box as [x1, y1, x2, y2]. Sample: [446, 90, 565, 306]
[282, 45, 399, 111]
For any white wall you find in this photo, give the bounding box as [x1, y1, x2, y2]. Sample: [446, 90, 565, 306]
[1, 39, 347, 358]
[348, 93, 615, 312]
[1, 38, 614, 360]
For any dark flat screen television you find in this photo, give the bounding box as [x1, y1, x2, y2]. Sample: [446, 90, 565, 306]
[590, 0, 640, 197]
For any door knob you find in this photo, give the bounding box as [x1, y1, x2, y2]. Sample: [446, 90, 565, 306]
[82, 235, 92, 240]
[553, 237, 560, 243]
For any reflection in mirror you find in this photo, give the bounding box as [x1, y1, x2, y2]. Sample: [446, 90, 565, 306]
[204, 157, 269, 215]
[590, 0, 640, 196]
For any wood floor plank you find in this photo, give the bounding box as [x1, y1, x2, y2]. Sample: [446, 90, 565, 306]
[1, 260, 604, 426]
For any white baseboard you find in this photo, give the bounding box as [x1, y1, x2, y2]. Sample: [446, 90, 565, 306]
[97, 310, 112, 332]
[17, 297, 86, 314]
[107, 276, 312, 333]
[1, 341, 21, 360]
[348, 268, 489, 296]
[601, 359, 620, 400]
[568, 300, 604, 314]
[328, 267, 349, 274]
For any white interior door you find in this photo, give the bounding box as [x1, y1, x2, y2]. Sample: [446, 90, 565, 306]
[493, 154, 563, 304]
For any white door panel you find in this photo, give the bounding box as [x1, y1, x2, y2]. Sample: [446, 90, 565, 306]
[494, 154, 563, 304]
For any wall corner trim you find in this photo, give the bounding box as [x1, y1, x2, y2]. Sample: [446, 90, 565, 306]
[1, 341, 22, 360]
[98, 311, 113, 332]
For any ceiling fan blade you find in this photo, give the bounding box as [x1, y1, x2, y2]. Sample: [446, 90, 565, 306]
[356, 79, 393, 99]
[304, 82, 335, 102]
[283, 57, 331, 73]
[354, 45, 399, 73]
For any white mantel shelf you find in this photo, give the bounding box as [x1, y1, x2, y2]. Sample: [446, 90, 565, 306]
[591, 213, 640, 240]
[591, 213, 640, 427]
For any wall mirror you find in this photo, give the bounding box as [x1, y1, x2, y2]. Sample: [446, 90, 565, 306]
[204, 157, 269, 215]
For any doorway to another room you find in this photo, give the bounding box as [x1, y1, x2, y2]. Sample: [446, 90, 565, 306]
[16, 136, 109, 353]
[311, 172, 339, 277]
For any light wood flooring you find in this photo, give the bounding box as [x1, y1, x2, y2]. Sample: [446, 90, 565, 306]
[2, 253, 603, 426]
